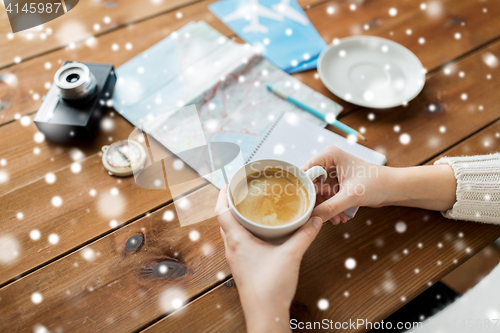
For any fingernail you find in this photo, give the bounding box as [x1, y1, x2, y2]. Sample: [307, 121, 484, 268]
[312, 217, 322, 230]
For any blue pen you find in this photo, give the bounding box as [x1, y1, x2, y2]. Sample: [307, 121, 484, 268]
[266, 85, 366, 141]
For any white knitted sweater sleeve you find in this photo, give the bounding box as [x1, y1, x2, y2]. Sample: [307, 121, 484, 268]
[433, 153, 500, 224]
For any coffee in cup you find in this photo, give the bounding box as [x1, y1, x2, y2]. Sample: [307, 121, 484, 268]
[227, 159, 327, 241]
[231, 168, 309, 226]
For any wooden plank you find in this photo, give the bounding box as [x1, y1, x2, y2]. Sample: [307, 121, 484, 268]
[144, 280, 246, 333]
[0, 0, 205, 67]
[0, 0, 325, 69]
[1, 12, 499, 312]
[328, 39, 500, 167]
[0, 108, 209, 285]
[0, 185, 231, 333]
[442, 244, 500, 294]
[2, 47, 500, 332]
[2, 0, 498, 327]
[142, 120, 500, 333]
[4, 0, 500, 126]
[295, 0, 500, 112]
[0, 0, 234, 125]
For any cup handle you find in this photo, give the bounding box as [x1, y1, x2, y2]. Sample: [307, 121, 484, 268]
[305, 166, 327, 183]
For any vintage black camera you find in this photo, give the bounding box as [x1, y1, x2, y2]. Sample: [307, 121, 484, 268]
[34, 61, 117, 142]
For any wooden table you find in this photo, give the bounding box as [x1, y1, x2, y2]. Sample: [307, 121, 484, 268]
[1, 0, 499, 331]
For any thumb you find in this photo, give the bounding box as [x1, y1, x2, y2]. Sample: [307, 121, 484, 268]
[312, 190, 352, 223]
[283, 216, 322, 258]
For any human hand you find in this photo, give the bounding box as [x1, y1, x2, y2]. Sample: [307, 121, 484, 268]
[303, 146, 457, 224]
[303, 146, 392, 224]
[215, 185, 322, 333]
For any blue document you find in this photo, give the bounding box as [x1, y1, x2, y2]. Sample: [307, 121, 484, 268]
[209, 0, 326, 73]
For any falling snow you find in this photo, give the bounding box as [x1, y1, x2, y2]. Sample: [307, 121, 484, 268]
[189, 230, 200, 241]
[399, 133, 411, 145]
[30, 230, 41, 241]
[317, 298, 329, 310]
[345, 258, 356, 270]
[48, 234, 59, 245]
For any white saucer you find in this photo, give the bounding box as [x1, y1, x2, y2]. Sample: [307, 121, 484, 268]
[317, 36, 425, 109]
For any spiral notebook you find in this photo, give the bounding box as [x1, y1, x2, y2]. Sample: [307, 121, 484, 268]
[248, 112, 387, 218]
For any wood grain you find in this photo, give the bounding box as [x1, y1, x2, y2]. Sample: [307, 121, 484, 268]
[1, 0, 499, 331]
[142, 119, 500, 333]
[0, 109, 210, 285]
[3, 0, 500, 125]
[1, 50, 499, 330]
[0, 0, 205, 67]
[0, 0, 327, 69]
[1, 29, 498, 288]
[327, 39, 500, 167]
[0, 185, 230, 333]
[0, 0, 233, 125]
[292, 0, 500, 113]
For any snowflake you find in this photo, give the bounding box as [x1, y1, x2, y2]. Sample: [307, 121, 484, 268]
[388, 8, 397, 16]
[0, 235, 20, 264]
[454, 32, 461, 40]
[173, 159, 184, 170]
[30, 230, 41, 241]
[51, 196, 62, 207]
[71, 162, 82, 174]
[31, 292, 43, 304]
[189, 230, 200, 241]
[399, 133, 411, 145]
[19, 116, 31, 128]
[82, 248, 96, 262]
[273, 144, 285, 155]
[48, 233, 59, 245]
[177, 197, 191, 211]
[345, 258, 356, 270]
[33, 324, 49, 333]
[317, 299, 329, 310]
[34, 132, 45, 143]
[159, 288, 186, 312]
[482, 52, 499, 68]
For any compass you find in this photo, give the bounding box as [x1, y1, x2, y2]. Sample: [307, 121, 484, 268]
[101, 140, 147, 177]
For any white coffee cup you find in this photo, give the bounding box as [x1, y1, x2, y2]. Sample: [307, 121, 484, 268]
[227, 159, 327, 242]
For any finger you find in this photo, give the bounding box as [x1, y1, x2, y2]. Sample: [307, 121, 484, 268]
[339, 212, 349, 223]
[215, 185, 252, 238]
[284, 216, 322, 258]
[312, 189, 352, 222]
[331, 215, 342, 225]
[302, 146, 342, 171]
[215, 184, 230, 216]
[315, 183, 333, 196]
[220, 227, 227, 242]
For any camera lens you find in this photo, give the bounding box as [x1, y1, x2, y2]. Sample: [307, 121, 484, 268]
[54, 63, 97, 102]
[66, 73, 80, 83]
